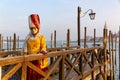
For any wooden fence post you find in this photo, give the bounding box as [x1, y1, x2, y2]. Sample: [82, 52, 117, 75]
[103, 23, 108, 80]
[91, 51, 95, 80]
[79, 52, 83, 80]
[21, 61, 27, 80]
[50, 33, 54, 65]
[0, 66, 1, 80]
[59, 55, 65, 80]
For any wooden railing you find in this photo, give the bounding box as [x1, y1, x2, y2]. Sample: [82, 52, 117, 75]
[0, 46, 112, 80]
[0, 23, 116, 80]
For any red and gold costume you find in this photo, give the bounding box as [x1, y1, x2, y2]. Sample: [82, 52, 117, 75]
[22, 14, 49, 80]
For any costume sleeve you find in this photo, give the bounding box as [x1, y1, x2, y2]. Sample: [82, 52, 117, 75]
[40, 35, 47, 51]
[22, 40, 27, 53]
[22, 34, 29, 53]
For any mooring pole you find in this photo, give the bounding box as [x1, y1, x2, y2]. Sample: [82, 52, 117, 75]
[103, 24, 108, 80]
[94, 28, 96, 47]
[109, 31, 114, 80]
[50, 33, 53, 48]
[77, 6, 81, 47]
[67, 28, 70, 47]
[7, 36, 9, 51]
[84, 27, 87, 48]
[111, 32, 115, 80]
[13, 33, 16, 50]
[17, 36, 19, 50]
[10, 36, 11, 51]
[54, 30, 56, 48]
[115, 32, 117, 65]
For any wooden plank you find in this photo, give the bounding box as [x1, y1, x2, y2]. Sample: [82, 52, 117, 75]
[65, 53, 81, 80]
[0, 66, 2, 80]
[45, 56, 62, 80]
[65, 56, 81, 75]
[83, 68, 101, 80]
[2, 63, 22, 80]
[0, 51, 21, 56]
[0, 46, 110, 80]
[47, 46, 80, 51]
[21, 61, 27, 80]
[59, 55, 65, 80]
[0, 56, 23, 66]
[27, 62, 53, 80]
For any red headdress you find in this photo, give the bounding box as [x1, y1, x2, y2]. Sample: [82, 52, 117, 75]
[29, 14, 40, 29]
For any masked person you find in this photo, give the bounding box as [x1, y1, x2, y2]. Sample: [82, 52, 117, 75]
[22, 14, 49, 80]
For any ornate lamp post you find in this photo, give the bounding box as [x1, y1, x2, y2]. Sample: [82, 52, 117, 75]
[77, 6, 96, 47]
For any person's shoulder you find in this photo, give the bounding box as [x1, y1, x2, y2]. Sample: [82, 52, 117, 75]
[38, 33, 45, 37]
[25, 33, 31, 40]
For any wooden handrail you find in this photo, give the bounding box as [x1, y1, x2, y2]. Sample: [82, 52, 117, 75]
[0, 46, 111, 80]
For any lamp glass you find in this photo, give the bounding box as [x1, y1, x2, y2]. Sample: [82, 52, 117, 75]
[89, 13, 96, 20]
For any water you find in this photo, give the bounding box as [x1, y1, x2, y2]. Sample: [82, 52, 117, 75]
[2, 40, 120, 80]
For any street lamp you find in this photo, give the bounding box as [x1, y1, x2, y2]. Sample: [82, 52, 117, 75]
[77, 6, 96, 47]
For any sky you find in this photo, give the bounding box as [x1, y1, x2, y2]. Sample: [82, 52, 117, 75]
[0, 0, 120, 41]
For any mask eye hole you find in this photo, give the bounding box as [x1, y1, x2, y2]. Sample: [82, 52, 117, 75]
[30, 27, 36, 30]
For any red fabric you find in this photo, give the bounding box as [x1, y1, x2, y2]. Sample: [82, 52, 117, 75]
[27, 60, 46, 80]
[30, 14, 40, 29]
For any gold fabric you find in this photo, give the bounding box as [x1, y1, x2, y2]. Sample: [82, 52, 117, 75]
[27, 35, 46, 54]
[26, 35, 49, 69]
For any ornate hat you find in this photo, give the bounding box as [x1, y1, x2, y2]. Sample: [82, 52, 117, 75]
[29, 14, 40, 29]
